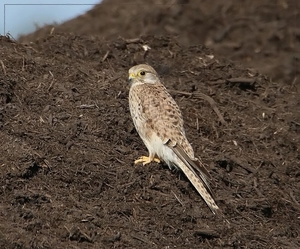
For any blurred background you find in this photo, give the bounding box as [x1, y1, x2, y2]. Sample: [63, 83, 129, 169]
[0, 0, 298, 85]
[0, 0, 101, 38]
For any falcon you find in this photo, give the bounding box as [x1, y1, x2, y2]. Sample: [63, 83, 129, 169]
[128, 64, 220, 215]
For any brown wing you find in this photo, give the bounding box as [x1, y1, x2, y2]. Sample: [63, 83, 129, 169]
[137, 83, 214, 184]
[137, 83, 186, 141]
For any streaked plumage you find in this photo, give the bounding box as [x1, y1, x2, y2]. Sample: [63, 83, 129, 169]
[128, 64, 220, 215]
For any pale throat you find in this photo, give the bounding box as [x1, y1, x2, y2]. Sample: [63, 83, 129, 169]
[144, 74, 160, 84]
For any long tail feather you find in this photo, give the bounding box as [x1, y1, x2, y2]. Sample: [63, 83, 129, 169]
[177, 160, 221, 215]
[165, 141, 221, 215]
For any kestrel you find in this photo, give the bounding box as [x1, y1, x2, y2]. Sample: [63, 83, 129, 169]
[128, 64, 220, 215]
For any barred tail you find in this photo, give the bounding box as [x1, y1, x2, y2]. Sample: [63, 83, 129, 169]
[178, 160, 221, 215]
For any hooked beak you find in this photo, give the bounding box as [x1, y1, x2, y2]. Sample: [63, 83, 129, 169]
[128, 73, 135, 84]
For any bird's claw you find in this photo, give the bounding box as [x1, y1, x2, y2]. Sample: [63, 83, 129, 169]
[134, 156, 161, 165]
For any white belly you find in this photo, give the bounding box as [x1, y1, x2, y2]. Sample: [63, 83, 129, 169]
[145, 132, 179, 170]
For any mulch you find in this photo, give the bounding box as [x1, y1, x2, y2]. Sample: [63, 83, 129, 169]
[1, 1, 299, 248]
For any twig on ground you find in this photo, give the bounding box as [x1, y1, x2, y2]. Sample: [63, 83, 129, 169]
[77, 104, 98, 109]
[0, 60, 6, 75]
[227, 77, 256, 84]
[47, 71, 55, 91]
[102, 51, 110, 62]
[171, 190, 184, 207]
[227, 155, 255, 173]
[290, 191, 300, 206]
[170, 90, 227, 125]
[122, 37, 141, 44]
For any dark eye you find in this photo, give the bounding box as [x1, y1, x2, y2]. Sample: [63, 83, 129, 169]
[139, 71, 145, 76]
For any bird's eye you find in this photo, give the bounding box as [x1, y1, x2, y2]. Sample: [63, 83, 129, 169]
[139, 71, 146, 76]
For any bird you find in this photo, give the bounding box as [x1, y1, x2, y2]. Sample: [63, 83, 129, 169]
[128, 64, 221, 215]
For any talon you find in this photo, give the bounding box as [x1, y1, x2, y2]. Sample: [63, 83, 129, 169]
[134, 156, 161, 165]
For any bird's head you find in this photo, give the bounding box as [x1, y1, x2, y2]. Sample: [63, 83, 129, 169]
[128, 64, 160, 86]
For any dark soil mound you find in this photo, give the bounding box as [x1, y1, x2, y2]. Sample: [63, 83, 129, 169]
[1, 0, 300, 248]
[18, 0, 300, 85]
[1, 33, 299, 248]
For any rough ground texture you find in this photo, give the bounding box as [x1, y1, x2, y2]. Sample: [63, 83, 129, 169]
[19, 0, 300, 86]
[0, 1, 299, 249]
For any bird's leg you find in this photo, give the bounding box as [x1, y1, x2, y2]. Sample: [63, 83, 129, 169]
[134, 154, 160, 166]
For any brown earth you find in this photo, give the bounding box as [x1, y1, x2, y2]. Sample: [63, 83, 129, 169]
[19, 0, 300, 86]
[0, 1, 299, 249]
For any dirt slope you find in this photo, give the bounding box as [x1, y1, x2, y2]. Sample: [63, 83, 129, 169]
[18, 0, 300, 85]
[0, 0, 299, 248]
[0, 33, 299, 248]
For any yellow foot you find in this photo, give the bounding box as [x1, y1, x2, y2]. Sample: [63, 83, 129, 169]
[134, 156, 161, 166]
